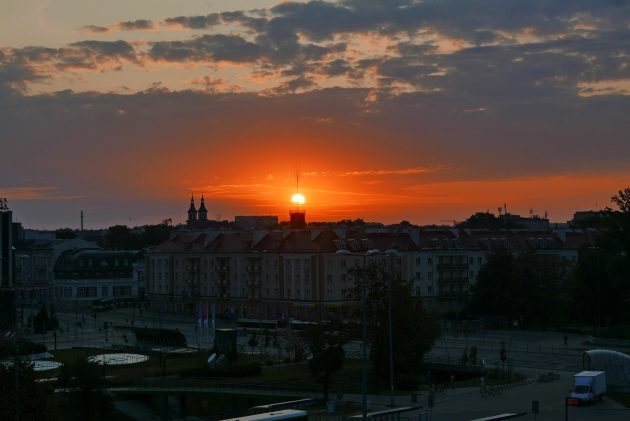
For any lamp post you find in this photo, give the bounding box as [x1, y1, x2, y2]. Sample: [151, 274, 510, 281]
[361, 268, 368, 421]
[384, 250, 399, 408]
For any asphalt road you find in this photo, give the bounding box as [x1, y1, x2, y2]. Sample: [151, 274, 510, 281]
[17, 309, 630, 420]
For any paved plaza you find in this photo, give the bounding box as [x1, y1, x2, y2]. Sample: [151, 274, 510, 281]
[19, 307, 630, 420]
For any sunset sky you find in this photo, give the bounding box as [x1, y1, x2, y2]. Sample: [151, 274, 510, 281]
[1, 0, 629, 228]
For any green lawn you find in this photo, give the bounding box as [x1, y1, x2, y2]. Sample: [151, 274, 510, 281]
[50, 347, 210, 384]
[48, 348, 524, 395]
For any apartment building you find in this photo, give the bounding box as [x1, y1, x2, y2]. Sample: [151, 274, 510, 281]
[145, 226, 593, 318]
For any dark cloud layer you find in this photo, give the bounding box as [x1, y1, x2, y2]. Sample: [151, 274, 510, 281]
[2, 0, 630, 226]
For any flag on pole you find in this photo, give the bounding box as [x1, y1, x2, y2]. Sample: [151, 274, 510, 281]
[211, 301, 216, 329]
[203, 301, 209, 327]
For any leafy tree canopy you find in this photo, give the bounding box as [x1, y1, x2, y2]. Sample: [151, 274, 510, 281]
[302, 314, 350, 400]
[349, 263, 439, 384]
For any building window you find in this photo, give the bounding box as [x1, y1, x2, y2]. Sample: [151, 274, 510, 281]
[340, 259, 346, 268]
[428, 272, 433, 280]
[428, 286, 432, 295]
[416, 272, 421, 280]
[101, 286, 108, 297]
[341, 274, 346, 282]
[327, 275, 333, 284]
[78, 287, 97, 298]
[113, 286, 132, 297]
[416, 258, 421, 266]
[415, 286, 422, 295]
[427, 258, 432, 265]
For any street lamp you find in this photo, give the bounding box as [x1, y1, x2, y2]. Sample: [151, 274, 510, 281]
[350, 248, 401, 417]
[341, 249, 369, 420]
[383, 250, 400, 407]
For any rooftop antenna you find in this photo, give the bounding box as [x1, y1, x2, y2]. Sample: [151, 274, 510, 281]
[80, 210, 84, 232]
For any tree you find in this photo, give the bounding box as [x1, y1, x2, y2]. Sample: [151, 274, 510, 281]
[33, 304, 49, 333]
[469, 345, 478, 365]
[48, 303, 59, 330]
[468, 250, 569, 327]
[349, 263, 439, 385]
[569, 187, 630, 326]
[284, 330, 307, 362]
[0, 361, 50, 420]
[61, 357, 112, 420]
[102, 225, 143, 250]
[499, 342, 507, 379]
[612, 188, 630, 213]
[55, 228, 76, 239]
[248, 331, 259, 355]
[460, 346, 469, 366]
[143, 219, 174, 246]
[302, 315, 350, 401]
[467, 249, 514, 319]
[457, 212, 524, 229]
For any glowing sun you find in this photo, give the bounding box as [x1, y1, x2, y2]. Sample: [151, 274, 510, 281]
[291, 193, 306, 206]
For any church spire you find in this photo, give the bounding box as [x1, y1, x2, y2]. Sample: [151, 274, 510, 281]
[187, 194, 198, 225]
[198, 193, 208, 222]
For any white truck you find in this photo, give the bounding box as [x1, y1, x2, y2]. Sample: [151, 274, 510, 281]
[569, 371, 606, 405]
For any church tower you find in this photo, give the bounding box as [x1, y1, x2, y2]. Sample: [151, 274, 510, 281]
[187, 195, 198, 226]
[198, 194, 208, 223]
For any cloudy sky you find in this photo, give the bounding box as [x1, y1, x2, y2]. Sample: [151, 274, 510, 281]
[1, 0, 629, 228]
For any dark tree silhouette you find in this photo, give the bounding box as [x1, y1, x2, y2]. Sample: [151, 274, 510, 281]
[302, 314, 349, 400]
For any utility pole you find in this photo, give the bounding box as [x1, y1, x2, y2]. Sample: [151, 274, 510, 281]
[361, 267, 368, 421]
[14, 290, 21, 421]
[385, 250, 399, 408]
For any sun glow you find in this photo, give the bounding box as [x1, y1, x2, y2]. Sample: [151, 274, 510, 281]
[291, 193, 306, 206]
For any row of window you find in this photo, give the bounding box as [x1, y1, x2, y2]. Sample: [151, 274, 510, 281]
[54, 285, 132, 299]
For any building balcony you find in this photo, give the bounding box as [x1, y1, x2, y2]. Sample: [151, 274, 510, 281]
[437, 263, 468, 270]
[437, 276, 469, 285]
[438, 291, 468, 300]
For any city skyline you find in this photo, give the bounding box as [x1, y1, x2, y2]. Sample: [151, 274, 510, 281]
[2, 0, 630, 228]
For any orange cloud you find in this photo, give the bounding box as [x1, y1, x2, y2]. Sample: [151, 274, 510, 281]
[0, 187, 82, 201]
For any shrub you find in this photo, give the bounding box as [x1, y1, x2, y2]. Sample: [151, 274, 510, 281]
[395, 374, 418, 391]
[179, 361, 262, 378]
